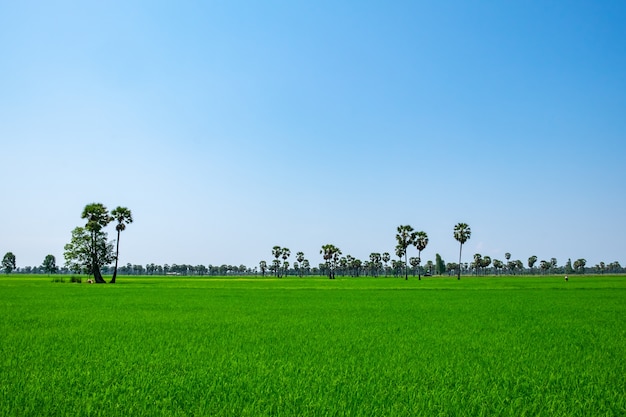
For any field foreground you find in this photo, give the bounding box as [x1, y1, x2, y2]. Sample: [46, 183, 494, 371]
[1, 275, 625, 416]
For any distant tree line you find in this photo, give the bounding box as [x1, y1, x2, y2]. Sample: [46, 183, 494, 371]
[2, 218, 625, 277]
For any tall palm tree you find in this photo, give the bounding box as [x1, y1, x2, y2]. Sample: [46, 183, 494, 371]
[473, 253, 483, 276]
[382, 252, 390, 277]
[81, 203, 112, 283]
[453, 223, 471, 280]
[320, 244, 341, 279]
[109, 206, 133, 284]
[281, 247, 291, 277]
[296, 251, 305, 277]
[505, 252, 511, 274]
[272, 246, 282, 277]
[528, 255, 538, 275]
[413, 231, 428, 280]
[396, 225, 415, 280]
[481, 255, 491, 275]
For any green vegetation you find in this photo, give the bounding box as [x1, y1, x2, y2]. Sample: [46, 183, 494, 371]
[1, 275, 624, 416]
[63, 203, 133, 284]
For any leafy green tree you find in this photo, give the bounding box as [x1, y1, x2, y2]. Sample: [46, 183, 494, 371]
[42, 254, 58, 275]
[539, 260, 550, 274]
[425, 260, 434, 275]
[64, 227, 114, 276]
[453, 223, 471, 280]
[320, 244, 341, 279]
[435, 253, 445, 276]
[413, 231, 428, 280]
[259, 260, 267, 277]
[109, 206, 133, 284]
[395, 225, 415, 280]
[2, 252, 16, 274]
[81, 203, 112, 283]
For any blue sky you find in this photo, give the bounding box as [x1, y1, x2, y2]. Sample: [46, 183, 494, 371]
[1, 1, 625, 270]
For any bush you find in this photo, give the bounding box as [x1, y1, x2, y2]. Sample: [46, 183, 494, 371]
[70, 276, 82, 283]
[51, 277, 65, 283]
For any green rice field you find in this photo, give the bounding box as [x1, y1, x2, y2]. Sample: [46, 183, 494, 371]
[1, 275, 625, 416]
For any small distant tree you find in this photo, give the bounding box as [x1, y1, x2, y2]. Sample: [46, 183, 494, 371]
[42, 254, 58, 275]
[281, 248, 291, 277]
[528, 255, 538, 275]
[395, 225, 415, 280]
[296, 252, 305, 277]
[259, 261, 267, 277]
[573, 258, 587, 274]
[435, 253, 445, 276]
[481, 256, 491, 275]
[272, 246, 282, 277]
[2, 252, 16, 274]
[492, 259, 503, 275]
[409, 257, 419, 276]
[382, 252, 390, 276]
[472, 253, 482, 276]
[320, 244, 341, 279]
[453, 223, 471, 280]
[413, 231, 428, 280]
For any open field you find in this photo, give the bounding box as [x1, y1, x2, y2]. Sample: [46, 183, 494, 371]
[1, 275, 625, 416]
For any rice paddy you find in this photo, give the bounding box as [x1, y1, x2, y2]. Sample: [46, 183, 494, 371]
[1, 275, 624, 416]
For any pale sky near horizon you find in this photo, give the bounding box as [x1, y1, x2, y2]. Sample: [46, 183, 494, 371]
[1, 1, 625, 270]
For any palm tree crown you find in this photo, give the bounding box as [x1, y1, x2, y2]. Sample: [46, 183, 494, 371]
[453, 223, 471, 280]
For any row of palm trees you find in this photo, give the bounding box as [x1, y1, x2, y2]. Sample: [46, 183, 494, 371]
[261, 223, 473, 280]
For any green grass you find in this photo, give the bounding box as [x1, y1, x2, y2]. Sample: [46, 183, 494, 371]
[1, 275, 625, 416]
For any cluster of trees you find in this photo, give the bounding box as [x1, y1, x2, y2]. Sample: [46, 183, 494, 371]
[3, 213, 626, 278]
[62, 203, 133, 283]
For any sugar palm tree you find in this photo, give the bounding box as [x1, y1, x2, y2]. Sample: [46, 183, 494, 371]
[296, 251, 305, 277]
[413, 231, 428, 280]
[109, 206, 133, 284]
[320, 244, 341, 279]
[272, 246, 282, 277]
[81, 203, 112, 283]
[382, 252, 390, 277]
[528, 255, 538, 275]
[453, 223, 471, 280]
[281, 247, 291, 277]
[396, 225, 415, 280]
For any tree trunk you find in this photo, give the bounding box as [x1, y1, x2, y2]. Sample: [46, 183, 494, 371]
[110, 230, 121, 284]
[457, 244, 462, 280]
[91, 232, 106, 284]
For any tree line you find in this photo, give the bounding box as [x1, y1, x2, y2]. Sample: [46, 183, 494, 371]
[2, 209, 624, 278]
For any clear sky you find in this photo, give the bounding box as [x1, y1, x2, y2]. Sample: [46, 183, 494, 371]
[1, 1, 625, 270]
